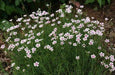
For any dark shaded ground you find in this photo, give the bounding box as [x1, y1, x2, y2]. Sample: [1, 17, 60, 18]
[84, 0, 115, 55]
[0, 0, 115, 75]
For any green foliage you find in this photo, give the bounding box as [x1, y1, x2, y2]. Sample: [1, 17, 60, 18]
[3, 4, 114, 75]
[0, 0, 36, 19]
[0, 0, 5, 11]
[85, 0, 111, 7]
[0, 20, 13, 31]
[59, 0, 67, 3]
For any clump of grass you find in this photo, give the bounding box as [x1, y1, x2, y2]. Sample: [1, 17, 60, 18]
[1, 4, 115, 75]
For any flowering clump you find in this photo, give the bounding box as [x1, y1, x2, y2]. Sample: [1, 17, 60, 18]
[1, 4, 115, 75]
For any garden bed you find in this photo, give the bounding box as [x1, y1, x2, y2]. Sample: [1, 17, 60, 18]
[0, 0, 115, 75]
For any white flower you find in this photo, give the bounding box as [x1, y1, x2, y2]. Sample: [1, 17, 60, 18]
[0, 44, 5, 49]
[46, 4, 49, 7]
[105, 18, 109, 21]
[91, 54, 96, 59]
[60, 37, 65, 41]
[52, 41, 57, 45]
[36, 44, 41, 48]
[14, 38, 20, 42]
[27, 54, 32, 58]
[80, 5, 84, 8]
[89, 30, 95, 35]
[105, 56, 109, 60]
[73, 43, 77, 46]
[99, 52, 104, 57]
[37, 32, 41, 36]
[83, 38, 87, 41]
[34, 61, 39, 67]
[89, 39, 94, 45]
[98, 46, 101, 50]
[35, 39, 39, 43]
[105, 39, 110, 43]
[76, 56, 80, 60]
[32, 48, 36, 53]
[22, 69, 25, 72]
[60, 42, 64, 45]
[104, 64, 109, 68]
[11, 63, 15, 67]
[16, 66, 20, 70]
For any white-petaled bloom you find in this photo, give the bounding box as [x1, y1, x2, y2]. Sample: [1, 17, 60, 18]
[105, 39, 110, 43]
[60, 37, 65, 41]
[46, 4, 49, 7]
[27, 54, 32, 58]
[110, 55, 115, 62]
[22, 69, 25, 72]
[91, 54, 96, 59]
[0, 44, 5, 49]
[98, 46, 101, 50]
[76, 38, 81, 43]
[105, 56, 109, 60]
[89, 30, 95, 35]
[57, 21, 61, 24]
[34, 61, 39, 67]
[32, 48, 36, 53]
[11, 63, 15, 67]
[13, 32, 17, 35]
[89, 39, 94, 45]
[14, 38, 20, 42]
[80, 5, 84, 8]
[16, 66, 20, 70]
[109, 62, 114, 68]
[83, 37, 87, 41]
[52, 41, 57, 45]
[36, 44, 41, 48]
[99, 52, 104, 57]
[60, 42, 64, 45]
[37, 32, 41, 36]
[44, 45, 54, 51]
[104, 64, 109, 68]
[76, 56, 80, 60]
[27, 64, 30, 67]
[77, 9, 82, 15]
[100, 61, 104, 65]
[96, 30, 103, 36]
[82, 44, 86, 47]
[39, 24, 43, 28]
[73, 43, 77, 46]
[105, 18, 109, 21]
[35, 39, 39, 43]
[21, 39, 27, 44]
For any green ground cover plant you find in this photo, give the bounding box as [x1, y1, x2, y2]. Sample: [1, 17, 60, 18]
[1, 4, 115, 75]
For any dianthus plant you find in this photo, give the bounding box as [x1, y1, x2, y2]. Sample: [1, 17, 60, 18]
[1, 4, 115, 75]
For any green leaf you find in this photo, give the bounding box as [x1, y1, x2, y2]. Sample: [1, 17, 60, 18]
[15, 0, 21, 6]
[5, 5, 24, 15]
[5, 5, 16, 15]
[26, 0, 33, 3]
[0, 20, 13, 31]
[107, 0, 111, 4]
[0, 0, 5, 11]
[97, 0, 102, 7]
[85, 0, 95, 4]
[59, 0, 66, 3]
